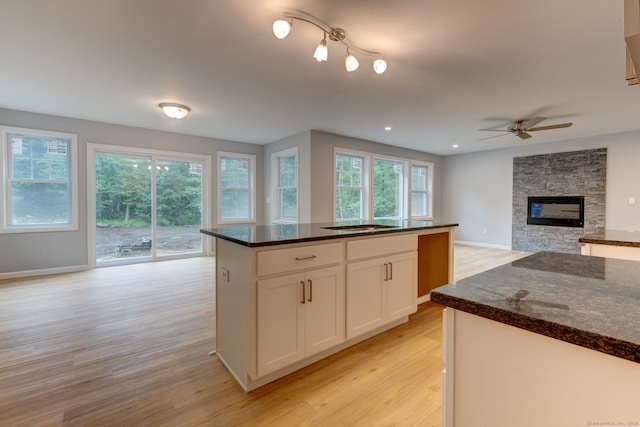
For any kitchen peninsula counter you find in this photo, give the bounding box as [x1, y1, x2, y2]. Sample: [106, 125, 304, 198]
[580, 229, 640, 261]
[201, 220, 457, 391]
[431, 251, 640, 426]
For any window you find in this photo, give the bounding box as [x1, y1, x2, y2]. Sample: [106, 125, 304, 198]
[373, 157, 407, 219]
[1, 126, 78, 232]
[410, 162, 434, 219]
[218, 152, 255, 223]
[334, 148, 433, 222]
[335, 150, 369, 220]
[272, 148, 297, 222]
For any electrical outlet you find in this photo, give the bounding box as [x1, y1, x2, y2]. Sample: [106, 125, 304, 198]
[629, 197, 636, 205]
[221, 268, 230, 283]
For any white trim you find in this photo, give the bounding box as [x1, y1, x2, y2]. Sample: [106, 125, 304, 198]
[1, 125, 79, 233]
[217, 151, 256, 224]
[0, 264, 90, 281]
[454, 240, 512, 250]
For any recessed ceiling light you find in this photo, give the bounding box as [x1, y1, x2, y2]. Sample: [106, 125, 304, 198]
[384, 126, 392, 131]
[452, 144, 459, 148]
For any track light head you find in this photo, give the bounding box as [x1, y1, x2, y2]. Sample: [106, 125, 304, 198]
[345, 50, 360, 72]
[272, 19, 291, 39]
[373, 59, 388, 74]
[313, 34, 328, 62]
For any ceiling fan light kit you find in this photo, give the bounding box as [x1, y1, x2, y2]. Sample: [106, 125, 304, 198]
[479, 117, 573, 141]
[272, 10, 387, 75]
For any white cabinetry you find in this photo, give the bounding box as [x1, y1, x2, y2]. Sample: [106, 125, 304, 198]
[346, 234, 417, 339]
[257, 266, 344, 376]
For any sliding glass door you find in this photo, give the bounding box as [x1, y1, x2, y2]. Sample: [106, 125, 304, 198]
[94, 149, 206, 265]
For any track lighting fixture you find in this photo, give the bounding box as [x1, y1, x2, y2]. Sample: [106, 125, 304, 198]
[272, 10, 387, 75]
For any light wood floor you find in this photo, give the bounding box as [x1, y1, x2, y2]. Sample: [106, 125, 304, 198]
[0, 245, 528, 427]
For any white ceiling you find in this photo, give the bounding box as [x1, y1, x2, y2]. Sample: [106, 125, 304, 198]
[1, 0, 639, 156]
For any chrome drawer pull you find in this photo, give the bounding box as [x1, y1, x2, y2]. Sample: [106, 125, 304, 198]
[295, 255, 318, 261]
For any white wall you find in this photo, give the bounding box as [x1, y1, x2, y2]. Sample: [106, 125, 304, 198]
[443, 130, 640, 248]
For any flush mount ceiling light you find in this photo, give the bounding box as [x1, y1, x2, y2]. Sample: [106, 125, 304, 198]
[272, 10, 388, 75]
[158, 102, 191, 119]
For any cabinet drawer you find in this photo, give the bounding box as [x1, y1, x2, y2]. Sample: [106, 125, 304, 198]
[347, 234, 417, 261]
[257, 242, 343, 276]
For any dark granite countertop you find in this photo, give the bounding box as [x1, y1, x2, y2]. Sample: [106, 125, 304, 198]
[579, 229, 640, 248]
[430, 251, 640, 363]
[200, 220, 458, 247]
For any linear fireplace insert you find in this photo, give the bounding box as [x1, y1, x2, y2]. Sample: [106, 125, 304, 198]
[527, 196, 584, 227]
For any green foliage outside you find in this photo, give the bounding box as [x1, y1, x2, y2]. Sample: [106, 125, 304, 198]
[335, 154, 404, 220]
[96, 155, 202, 227]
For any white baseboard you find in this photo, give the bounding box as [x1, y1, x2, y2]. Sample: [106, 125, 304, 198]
[454, 240, 512, 250]
[0, 264, 90, 281]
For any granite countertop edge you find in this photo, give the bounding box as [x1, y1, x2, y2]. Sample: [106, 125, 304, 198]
[200, 221, 459, 248]
[578, 236, 640, 248]
[430, 291, 639, 364]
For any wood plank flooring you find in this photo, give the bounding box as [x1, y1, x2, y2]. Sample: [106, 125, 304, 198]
[0, 245, 529, 427]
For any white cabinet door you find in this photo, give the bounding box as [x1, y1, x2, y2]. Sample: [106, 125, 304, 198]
[257, 266, 344, 377]
[346, 252, 416, 339]
[304, 266, 344, 356]
[385, 252, 416, 321]
[257, 272, 305, 376]
[346, 258, 385, 339]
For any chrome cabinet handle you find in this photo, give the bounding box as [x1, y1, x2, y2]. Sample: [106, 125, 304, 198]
[383, 263, 389, 281]
[389, 262, 393, 280]
[300, 281, 306, 304]
[295, 255, 317, 261]
[308, 280, 313, 302]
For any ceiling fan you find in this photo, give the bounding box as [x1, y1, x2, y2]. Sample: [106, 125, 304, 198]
[479, 117, 573, 140]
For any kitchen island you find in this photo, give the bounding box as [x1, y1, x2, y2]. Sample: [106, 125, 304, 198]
[430, 251, 640, 427]
[201, 220, 457, 391]
[580, 229, 640, 261]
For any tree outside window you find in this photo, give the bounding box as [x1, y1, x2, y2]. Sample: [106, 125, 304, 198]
[335, 153, 366, 220]
[373, 158, 406, 219]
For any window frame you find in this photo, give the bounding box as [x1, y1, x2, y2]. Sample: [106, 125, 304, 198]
[334, 148, 370, 221]
[409, 160, 434, 220]
[1, 126, 79, 233]
[271, 147, 298, 224]
[217, 151, 256, 224]
[371, 154, 409, 220]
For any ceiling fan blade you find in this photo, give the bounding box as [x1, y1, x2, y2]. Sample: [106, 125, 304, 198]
[478, 128, 508, 132]
[479, 133, 510, 141]
[517, 131, 532, 140]
[521, 117, 546, 130]
[528, 122, 573, 131]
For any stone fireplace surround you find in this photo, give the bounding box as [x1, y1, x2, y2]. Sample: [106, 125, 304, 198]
[512, 148, 606, 253]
